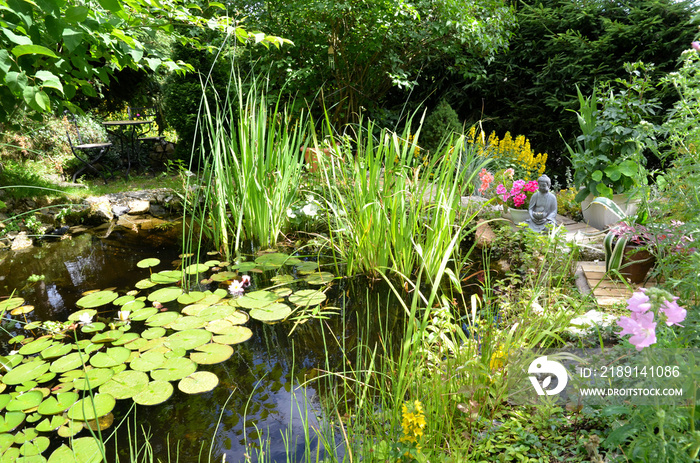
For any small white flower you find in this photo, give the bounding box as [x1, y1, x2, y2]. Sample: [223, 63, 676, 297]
[9, 350, 18, 356]
[229, 280, 245, 296]
[77, 312, 93, 325]
[117, 310, 131, 323]
[286, 207, 297, 219]
[302, 203, 319, 217]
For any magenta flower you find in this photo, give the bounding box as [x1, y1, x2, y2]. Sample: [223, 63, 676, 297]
[496, 184, 507, 195]
[617, 311, 657, 351]
[626, 291, 651, 313]
[692, 41, 700, 52]
[511, 180, 526, 195]
[523, 181, 539, 193]
[659, 299, 686, 326]
[513, 193, 527, 207]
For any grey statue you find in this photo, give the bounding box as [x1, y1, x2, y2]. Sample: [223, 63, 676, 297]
[526, 174, 557, 232]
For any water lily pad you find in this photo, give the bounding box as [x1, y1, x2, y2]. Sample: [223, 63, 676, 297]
[210, 271, 237, 282]
[237, 291, 278, 309]
[0, 394, 10, 411]
[0, 411, 25, 433]
[272, 287, 293, 297]
[250, 303, 292, 322]
[76, 290, 118, 309]
[165, 348, 186, 359]
[113, 295, 135, 306]
[85, 412, 114, 431]
[20, 437, 50, 458]
[56, 420, 84, 438]
[305, 272, 335, 285]
[4, 360, 50, 385]
[288, 289, 327, 307]
[0, 297, 24, 312]
[177, 291, 205, 305]
[36, 415, 68, 432]
[169, 316, 206, 331]
[36, 371, 57, 384]
[14, 426, 38, 444]
[137, 258, 161, 268]
[19, 337, 54, 356]
[271, 274, 295, 285]
[135, 278, 157, 289]
[99, 370, 149, 399]
[47, 436, 102, 463]
[91, 330, 123, 344]
[121, 299, 146, 312]
[38, 392, 79, 415]
[73, 369, 115, 391]
[138, 337, 167, 352]
[232, 262, 258, 272]
[90, 347, 130, 368]
[181, 303, 208, 316]
[184, 263, 209, 275]
[295, 261, 319, 272]
[130, 306, 158, 321]
[147, 287, 183, 303]
[49, 353, 86, 374]
[67, 393, 115, 421]
[151, 357, 197, 381]
[133, 380, 173, 406]
[178, 371, 219, 394]
[150, 270, 182, 284]
[141, 327, 166, 340]
[197, 305, 235, 321]
[166, 329, 212, 351]
[112, 332, 140, 346]
[212, 326, 253, 345]
[255, 252, 301, 267]
[81, 322, 106, 334]
[122, 337, 148, 351]
[129, 351, 166, 372]
[40, 343, 73, 360]
[67, 309, 97, 322]
[145, 311, 180, 327]
[11, 305, 34, 315]
[190, 343, 233, 364]
[6, 390, 43, 412]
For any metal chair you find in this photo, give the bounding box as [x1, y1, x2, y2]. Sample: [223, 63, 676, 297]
[64, 111, 113, 183]
[128, 106, 164, 143]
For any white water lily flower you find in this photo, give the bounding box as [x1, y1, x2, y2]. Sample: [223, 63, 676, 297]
[117, 310, 131, 322]
[78, 312, 93, 325]
[229, 280, 245, 296]
[241, 275, 252, 287]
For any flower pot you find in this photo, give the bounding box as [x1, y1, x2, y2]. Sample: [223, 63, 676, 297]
[619, 245, 655, 283]
[503, 209, 530, 224]
[581, 193, 639, 230]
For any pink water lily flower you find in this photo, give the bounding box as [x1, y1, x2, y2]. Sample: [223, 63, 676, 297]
[241, 275, 252, 287]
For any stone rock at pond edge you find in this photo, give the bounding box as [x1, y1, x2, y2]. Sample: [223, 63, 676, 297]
[127, 199, 150, 215]
[88, 200, 114, 222]
[566, 310, 617, 336]
[112, 206, 130, 217]
[10, 231, 33, 251]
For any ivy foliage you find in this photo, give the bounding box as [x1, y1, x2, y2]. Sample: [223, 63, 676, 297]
[0, 0, 290, 124]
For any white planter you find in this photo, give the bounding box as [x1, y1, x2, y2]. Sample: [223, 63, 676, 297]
[581, 193, 639, 230]
[504, 209, 531, 224]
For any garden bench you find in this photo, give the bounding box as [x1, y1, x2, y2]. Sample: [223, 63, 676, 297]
[64, 111, 113, 184]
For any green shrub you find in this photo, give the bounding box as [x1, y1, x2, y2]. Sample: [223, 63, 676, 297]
[420, 100, 462, 155]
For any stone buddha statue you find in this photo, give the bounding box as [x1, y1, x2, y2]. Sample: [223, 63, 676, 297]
[526, 174, 558, 232]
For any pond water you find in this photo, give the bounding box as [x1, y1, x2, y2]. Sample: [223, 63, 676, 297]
[0, 227, 407, 462]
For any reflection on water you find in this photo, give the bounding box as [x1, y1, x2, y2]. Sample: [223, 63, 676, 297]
[0, 229, 406, 462]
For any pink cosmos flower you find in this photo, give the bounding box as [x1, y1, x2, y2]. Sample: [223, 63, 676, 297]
[693, 41, 700, 52]
[659, 299, 686, 326]
[617, 311, 657, 351]
[626, 291, 651, 313]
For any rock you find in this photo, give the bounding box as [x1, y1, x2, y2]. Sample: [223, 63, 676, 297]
[475, 220, 496, 248]
[127, 199, 150, 214]
[112, 205, 130, 216]
[566, 310, 617, 336]
[11, 231, 33, 251]
[89, 200, 114, 222]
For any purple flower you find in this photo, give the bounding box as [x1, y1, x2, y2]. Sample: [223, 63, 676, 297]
[659, 299, 686, 326]
[626, 291, 651, 313]
[617, 311, 657, 351]
[692, 41, 700, 52]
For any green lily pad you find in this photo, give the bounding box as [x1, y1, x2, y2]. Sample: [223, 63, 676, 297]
[165, 329, 212, 351]
[212, 326, 253, 345]
[48, 436, 103, 463]
[40, 343, 73, 360]
[0, 394, 10, 411]
[250, 303, 292, 322]
[121, 299, 146, 312]
[140, 327, 165, 340]
[20, 435, 50, 456]
[147, 287, 183, 303]
[169, 316, 206, 331]
[305, 272, 335, 285]
[137, 258, 161, 268]
[138, 337, 167, 352]
[112, 332, 140, 346]
[133, 380, 173, 406]
[0, 411, 25, 433]
[50, 353, 87, 374]
[99, 370, 149, 400]
[3, 360, 50, 385]
[130, 306, 158, 321]
[272, 287, 292, 297]
[184, 263, 209, 275]
[36, 414, 68, 432]
[36, 371, 57, 384]
[145, 311, 181, 327]
[89, 347, 130, 368]
[56, 420, 84, 438]
[288, 289, 327, 307]
[177, 291, 205, 305]
[255, 252, 301, 267]
[73, 368, 115, 391]
[76, 290, 118, 309]
[19, 337, 54, 356]
[6, 390, 43, 412]
[0, 297, 25, 312]
[205, 320, 234, 334]
[210, 271, 237, 282]
[295, 261, 319, 272]
[237, 291, 278, 309]
[67, 309, 97, 322]
[67, 393, 115, 421]
[15, 381, 38, 392]
[0, 433, 13, 454]
[150, 270, 182, 284]
[181, 303, 208, 316]
[151, 357, 197, 381]
[135, 278, 157, 289]
[91, 330, 123, 344]
[2, 447, 19, 461]
[81, 322, 106, 334]
[14, 426, 38, 444]
[232, 262, 258, 272]
[190, 343, 234, 364]
[178, 371, 219, 394]
[38, 392, 79, 415]
[10, 305, 34, 316]
[270, 274, 295, 284]
[113, 295, 135, 306]
[197, 305, 236, 321]
[122, 337, 148, 351]
[130, 351, 166, 372]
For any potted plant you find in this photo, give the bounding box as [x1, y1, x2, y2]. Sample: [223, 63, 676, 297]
[491, 168, 539, 223]
[564, 63, 659, 230]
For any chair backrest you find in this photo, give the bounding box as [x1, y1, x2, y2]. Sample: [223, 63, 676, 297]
[64, 110, 84, 145]
[127, 106, 156, 121]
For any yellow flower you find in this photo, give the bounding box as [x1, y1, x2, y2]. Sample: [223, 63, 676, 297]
[400, 400, 426, 446]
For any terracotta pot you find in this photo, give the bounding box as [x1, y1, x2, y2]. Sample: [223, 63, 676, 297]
[302, 147, 332, 173]
[581, 193, 639, 230]
[619, 245, 655, 283]
[504, 209, 530, 224]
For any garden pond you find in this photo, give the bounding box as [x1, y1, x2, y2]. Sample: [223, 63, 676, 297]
[0, 225, 409, 462]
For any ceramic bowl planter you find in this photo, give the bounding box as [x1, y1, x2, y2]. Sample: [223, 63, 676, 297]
[581, 193, 639, 230]
[504, 209, 530, 224]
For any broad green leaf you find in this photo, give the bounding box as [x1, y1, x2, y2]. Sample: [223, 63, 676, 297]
[11, 44, 59, 58]
[38, 392, 79, 415]
[67, 393, 115, 420]
[133, 380, 173, 406]
[76, 291, 118, 308]
[288, 289, 327, 307]
[47, 436, 103, 463]
[145, 311, 180, 327]
[89, 347, 130, 368]
[6, 390, 43, 412]
[212, 326, 253, 345]
[250, 303, 292, 322]
[166, 329, 212, 351]
[19, 337, 54, 356]
[62, 27, 84, 52]
[136, 258, 160, 268]
[64, 5, 89, 23]
[190, 343, 233, 364]
[73, 368, 114, 390]
[147, 287, 182, 303]
[0, 411, 25, 433]
[150, 357, 197, 381]
[178, 371, 218, 394]
[3, 360, 50, 385]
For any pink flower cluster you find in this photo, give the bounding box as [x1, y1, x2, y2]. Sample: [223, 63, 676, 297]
[617, 289, 686, 351]
[478, 169, 494, 194]
[496, 178, 538, 209]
